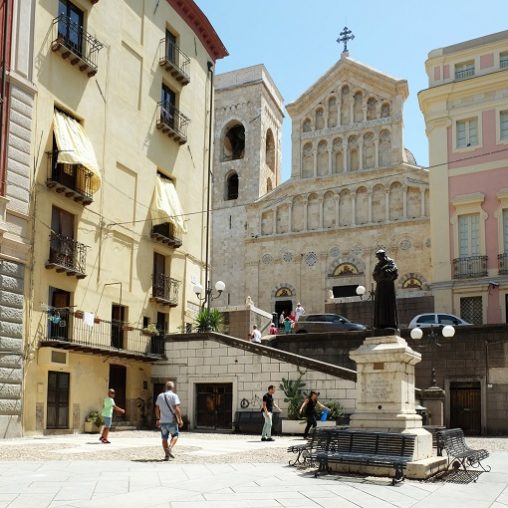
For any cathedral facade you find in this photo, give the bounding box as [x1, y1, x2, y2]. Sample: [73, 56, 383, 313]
[211, 55, 431, 322]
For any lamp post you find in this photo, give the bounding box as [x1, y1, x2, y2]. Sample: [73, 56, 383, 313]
[356, 285, 366, 299]
[193, 280, 225, 331]
[410, 325, 455, 386]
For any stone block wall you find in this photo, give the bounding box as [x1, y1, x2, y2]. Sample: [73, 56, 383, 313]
[0, 260, 25, 438]
[219, 304, 273, 340]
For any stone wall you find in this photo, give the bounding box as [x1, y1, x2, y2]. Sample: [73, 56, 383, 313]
[153, 333, 357, 430]
[219, 304, 273, 340]
[0, 260, 25, 438]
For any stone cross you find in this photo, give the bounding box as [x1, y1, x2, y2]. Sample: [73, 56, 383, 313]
[337, 26, 354, 54]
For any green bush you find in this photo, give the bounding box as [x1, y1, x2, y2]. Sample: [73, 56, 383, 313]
[280, 373, 306, 420]
[195, 308, 224, 332]
[316, 400, 344, 421]
[85, 410, 104, 427]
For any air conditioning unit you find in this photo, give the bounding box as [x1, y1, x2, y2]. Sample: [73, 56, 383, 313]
[38, 348, 69, 367]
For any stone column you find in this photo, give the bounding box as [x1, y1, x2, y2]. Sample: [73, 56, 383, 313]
[385, 191, 390, 222]
[319, 198, 324, 229]
[402, 186, 408, 219]
[368, 191, 373, 223]
[328, 148, 333, 175]
[374, 139, 379, 168]
[420, 188, 426, 217]
[288, 202, 293, 232]
[303, 198, 308, 231]
[343, 150, 347, 173]
[351, 193, 356, 226]
[358, 143, 363, 171]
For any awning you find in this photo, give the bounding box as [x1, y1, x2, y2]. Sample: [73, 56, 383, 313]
[151, 175, 188, 234]
[53, 110, 102, 193]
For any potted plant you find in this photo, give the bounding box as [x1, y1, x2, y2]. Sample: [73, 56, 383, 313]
[279, 372, 307, 434]
[84, 410, 103, 433]
[194, 308, 224, 332]
[142, 323, 158, 336]
[316, 400, 344, 429]
[74, 310, 84, 319]
[94, 316, 101, 324]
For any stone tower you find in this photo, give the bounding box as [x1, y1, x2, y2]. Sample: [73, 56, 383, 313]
[211, 65, 284, 306]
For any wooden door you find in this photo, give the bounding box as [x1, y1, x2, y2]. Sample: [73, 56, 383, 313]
[47, 371, 70, 429]
[49, 287, 71, 340]
[109, 364, 126, 421]
[111, 304, 126, 349]
[196, 383, 233, 429]
[450, 382, 481, 435]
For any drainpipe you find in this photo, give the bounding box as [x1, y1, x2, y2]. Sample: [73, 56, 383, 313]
[204, 60, 214, 289]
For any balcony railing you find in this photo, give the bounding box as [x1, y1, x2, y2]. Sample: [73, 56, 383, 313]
[452, 255, 488, 279]
[51, 14, 103, 77]
[151, 222, 182, 248]
[159, 38, 190, 85]
[152, 273, 180, 306]
[46, 233, 88, 279]
[41, 311, 165, 360]
[498, 253, 508, 274]
[455, 67, 475, 80]
[46, 151, 94, 205]
[501, 57, 508, 69]
[156, 102, 189, 144]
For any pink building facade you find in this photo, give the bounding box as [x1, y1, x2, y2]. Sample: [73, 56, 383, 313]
[419, 31, 508, 324]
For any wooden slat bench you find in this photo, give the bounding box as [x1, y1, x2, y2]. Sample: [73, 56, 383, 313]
[311, 429, 416, 485]
[437, 428, 490, 481]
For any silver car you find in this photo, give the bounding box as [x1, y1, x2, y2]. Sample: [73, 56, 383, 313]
[408, 313, 472, 328]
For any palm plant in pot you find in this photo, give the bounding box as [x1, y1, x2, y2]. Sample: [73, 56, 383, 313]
[194, 308, 224, 332]
[279, 371, 306, 434]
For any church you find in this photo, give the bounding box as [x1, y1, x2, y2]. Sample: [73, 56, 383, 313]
[211, 41, 432, 324]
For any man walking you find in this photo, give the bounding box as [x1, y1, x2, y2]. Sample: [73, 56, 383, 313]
[99, 388, 125, 444]
[295, 302, 305, 322]
[155, 381, 183, 460]
[261, 385, 280, 441]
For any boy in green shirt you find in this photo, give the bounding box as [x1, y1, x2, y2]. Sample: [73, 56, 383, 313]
[100, 388, 125, 444]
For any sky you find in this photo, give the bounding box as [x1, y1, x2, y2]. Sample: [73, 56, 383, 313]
[196, 0, 507, 181]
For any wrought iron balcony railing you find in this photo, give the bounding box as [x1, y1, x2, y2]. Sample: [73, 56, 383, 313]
[152, 273, 180, 306]
[156, 102, 189, 144]
[452, 255, 488, 279]
[46, 151, 94, 205]
[51, 14, 103, 76]
[498, 253, 508, 275]
[455, 67, 475, 80]
[159, 38, 190, 85]
[46, 233, 88, 279]
[42, 310, 165, 359]
[151, 222, 182, 248]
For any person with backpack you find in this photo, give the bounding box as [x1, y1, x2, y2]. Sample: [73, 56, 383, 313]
[299, 391, 330, 439]
[155, 381, 183, 460]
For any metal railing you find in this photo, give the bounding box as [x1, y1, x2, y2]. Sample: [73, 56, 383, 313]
[455, 67, 475, 80]
[159, 38, 190, 82]
[47, 151, 94, 203]
[48, 233, 88, 276]
[498, 253, 508, 274]
[157, 102, 190, 141]
[501, 57, 508, 69]
[152, 273, 180, 305]
[452, 255, 488, 279]
[42, 311, 165, 358]
[52, 14, 103, 74]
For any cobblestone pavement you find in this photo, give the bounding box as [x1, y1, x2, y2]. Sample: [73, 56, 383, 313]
[0, 432, 507, 507]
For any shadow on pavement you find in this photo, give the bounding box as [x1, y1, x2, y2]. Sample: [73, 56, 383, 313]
[425, 469, 483, 484]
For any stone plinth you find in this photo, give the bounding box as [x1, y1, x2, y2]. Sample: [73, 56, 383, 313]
[349, 334, 432, 460]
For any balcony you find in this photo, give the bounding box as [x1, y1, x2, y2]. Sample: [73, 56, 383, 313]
[452, 255, 488, 279]
[159, 38, 190, 85]
[455, 67, 475, 80]
[151, 273, 180, 306]
[41, 310, 165, 361]
[46, 151, 94, 205]
[51, 14, 103, 77]
[151, 222, 182, 248]
[156, 102, 189, 144]
[498, 253, 508, 275]
[45, 233, 88, 279]
[501, 57, 508, 69]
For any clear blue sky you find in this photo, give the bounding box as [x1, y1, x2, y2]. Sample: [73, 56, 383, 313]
[196, 0, 507, 181]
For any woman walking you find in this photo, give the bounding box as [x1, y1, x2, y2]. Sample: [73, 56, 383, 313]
[299, 391, 329, 439]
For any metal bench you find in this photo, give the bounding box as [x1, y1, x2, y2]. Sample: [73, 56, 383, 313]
[287, 429, 320, 466]
[311, 429, 416, 485]
[437, 428, 490, 481]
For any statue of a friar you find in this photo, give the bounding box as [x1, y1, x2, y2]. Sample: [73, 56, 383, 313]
[372, 249, 399, 331]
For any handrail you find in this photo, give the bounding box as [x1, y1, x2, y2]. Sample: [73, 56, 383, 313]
[48, 232, 88, 275]
[159, 37, 190, 81]
[157, 101, 190, 139]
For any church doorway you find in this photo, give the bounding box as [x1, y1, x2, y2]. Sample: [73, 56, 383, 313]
[275, 300, 293, 325]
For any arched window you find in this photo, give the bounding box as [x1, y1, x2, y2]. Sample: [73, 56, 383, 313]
[302, 118, 312, 132]
[265, 129, 275, 171]
[381, 102, 390, 118]
[226, 172, 239, 200]
[315, 107, 325, 130]
[223, 123, 245, 161]
[367, 97, 377, 120]
[353, 91, 363, 123]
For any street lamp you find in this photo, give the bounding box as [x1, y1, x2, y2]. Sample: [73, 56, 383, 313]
[356, 285, 366, 299]
[193, 280, 226, 331]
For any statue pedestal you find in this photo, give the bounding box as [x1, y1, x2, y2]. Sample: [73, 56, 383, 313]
[349, 334, 432, 460]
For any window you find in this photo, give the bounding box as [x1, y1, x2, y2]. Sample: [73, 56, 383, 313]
[165, 29, 177, 63]
[111, 304, 127, 349]
[460, 296, 483, 325]
[226, 172, 238, 200]
[501, 111, 508, 140]
[51, 206, 74, 239]
[223, 123, 245, 161]
[455, 60, 475, 79]
[265, 129, 275, 171]
[416, 315, 436, 325]
[161, 84, 176, 128]
[58, 0, 84, 55]
[438, 314, 461, 326]
[456, 118, 478, 148]
[48, 287, 71, 340]
[458, 214, 480, 257]
[500, 51, 508, 69]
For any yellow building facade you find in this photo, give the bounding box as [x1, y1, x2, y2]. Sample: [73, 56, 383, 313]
[24, 0, 226, 433]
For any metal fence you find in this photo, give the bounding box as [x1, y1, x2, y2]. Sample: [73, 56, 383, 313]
[452, 255, 488, 279]
[48, 233, 88, 276]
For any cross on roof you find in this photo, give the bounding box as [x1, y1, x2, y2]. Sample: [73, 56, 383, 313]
[337, 26, 355, 54]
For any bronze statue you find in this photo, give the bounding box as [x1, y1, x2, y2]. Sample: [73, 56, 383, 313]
[373, 249, 399, 330]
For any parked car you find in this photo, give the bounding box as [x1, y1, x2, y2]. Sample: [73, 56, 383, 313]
[408, 313, 472, 329]
[295, 313, 367, 333]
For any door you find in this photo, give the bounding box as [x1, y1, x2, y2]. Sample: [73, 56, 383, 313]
[450, 381, 481, 435]
[196, 383, 233, 429]
[153, 253, 166, 299]
[275, 300, 292, 327]
[111, 304, 126, 349]
[48, 287, 71, 340]
[51, 206, 75, 268]
[47, 371, 70, 429]
[165, 29, 177, 64]
[161, 84, 176, 127]
[58, 0, 84, 54]
[109, 364, 126, 421]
